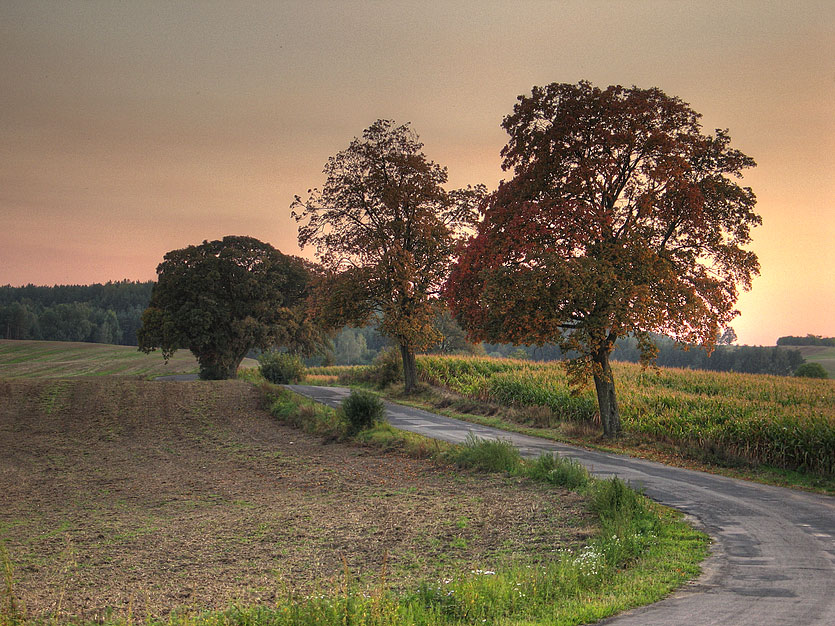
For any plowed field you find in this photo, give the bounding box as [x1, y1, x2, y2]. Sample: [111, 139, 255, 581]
[0, 377, 592, 620]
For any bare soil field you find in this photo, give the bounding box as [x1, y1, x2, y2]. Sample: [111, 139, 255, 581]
[0, 377, 594, 620]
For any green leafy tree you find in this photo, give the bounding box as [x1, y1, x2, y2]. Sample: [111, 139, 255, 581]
[138, 236, 320, 379]
[795, 362, 828, 379]
[292, 119, 484, 392]
[446, 81, 761, 437]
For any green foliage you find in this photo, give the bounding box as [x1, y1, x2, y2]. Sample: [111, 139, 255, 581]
[779, 335, 835, 347]
[342, 389, 386, 433]
[259, 351, 306, 384]
[445, 433, 522, 474]
[795, 362, 828, 379]
[138, 236, 322, 380]
[591, 477, 648, 521]
[0, 281, 153, 345]
[526, 453, 591, 489]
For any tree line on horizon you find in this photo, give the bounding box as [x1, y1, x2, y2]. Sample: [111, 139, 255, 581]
[0, 281, 153, 346]
[0, 279, 809, 379]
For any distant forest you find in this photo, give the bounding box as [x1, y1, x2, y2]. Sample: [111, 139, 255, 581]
[0, 281, 809, 376]
[777, 335, 835, 347]
[0, 281, 153, 346]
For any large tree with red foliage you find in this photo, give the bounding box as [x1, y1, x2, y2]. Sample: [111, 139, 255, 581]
[445, 81, 760, 436]
[292, 120, 483, 392]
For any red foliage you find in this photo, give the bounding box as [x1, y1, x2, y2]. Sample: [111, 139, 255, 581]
[444, 82, 761, 434]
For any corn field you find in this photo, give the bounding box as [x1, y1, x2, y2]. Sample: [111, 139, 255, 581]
[416, 355, 835, 475]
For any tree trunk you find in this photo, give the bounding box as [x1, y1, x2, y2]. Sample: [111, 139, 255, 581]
[400, 343, 418, 394]
[592, 347, 622, 438]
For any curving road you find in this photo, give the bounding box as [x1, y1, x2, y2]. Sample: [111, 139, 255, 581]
[286, 384, 835, 625]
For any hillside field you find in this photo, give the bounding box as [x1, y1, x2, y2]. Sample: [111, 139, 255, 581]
[0, 340, 256, 379]
[791, 345, 835, 378]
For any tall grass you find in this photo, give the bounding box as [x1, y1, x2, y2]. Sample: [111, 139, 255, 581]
[416, 355, 835, 475]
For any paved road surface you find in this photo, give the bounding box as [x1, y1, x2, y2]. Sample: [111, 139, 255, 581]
[286, 384, 835, 625]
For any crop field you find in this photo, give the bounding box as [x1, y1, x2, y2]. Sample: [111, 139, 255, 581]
[415, 355, 835, 475]
[0, 340, 257, 379]
[0, 369, 596, 620]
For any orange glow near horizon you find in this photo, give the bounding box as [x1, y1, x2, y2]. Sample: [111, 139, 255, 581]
[1, 1, 832, 347]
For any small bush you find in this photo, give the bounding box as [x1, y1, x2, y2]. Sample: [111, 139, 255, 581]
[342, 389, 386, 433]
[795, 362, 828, 379]
[447, 433, 522, 474]
[259, 351, 305, 384]
[371, 346, 403, 388]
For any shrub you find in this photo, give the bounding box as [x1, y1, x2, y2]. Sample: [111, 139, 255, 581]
[371, 346, 403, 388]
[342, 389, 386, 433]
[795, 362, 828, 379]
[258, 351, 305, 384]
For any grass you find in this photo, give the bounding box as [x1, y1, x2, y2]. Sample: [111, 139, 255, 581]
[0, 340, 257, 379]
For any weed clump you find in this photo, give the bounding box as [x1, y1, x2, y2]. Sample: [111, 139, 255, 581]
[447, 433, 522, 474]
[371, 347, 403, 388]
[259, 351, 305, 384]
[526, 453, 590, 489]
[342, 389, 386, 433]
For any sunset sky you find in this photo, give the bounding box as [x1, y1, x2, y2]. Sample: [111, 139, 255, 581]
[1, 1, 832, 346]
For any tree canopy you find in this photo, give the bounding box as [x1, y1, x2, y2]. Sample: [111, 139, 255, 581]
[137, 236, 319, 379]
[292, 119, 483, 392]
[445, 81, 761, 436]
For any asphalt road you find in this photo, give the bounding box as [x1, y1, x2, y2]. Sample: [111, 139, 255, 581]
[286, 384, 835, 625]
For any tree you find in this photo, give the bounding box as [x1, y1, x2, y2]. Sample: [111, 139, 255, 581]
[138, 236, 320, 379]
[445, 81, 760, 437]
[718, 326, 737, 345]
[795, 362, 828, 379]
[292, 119, 483, 392]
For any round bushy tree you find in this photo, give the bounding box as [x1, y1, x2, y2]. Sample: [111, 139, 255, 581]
[138, 236, 321, 379]
[795, 362, 828, 379]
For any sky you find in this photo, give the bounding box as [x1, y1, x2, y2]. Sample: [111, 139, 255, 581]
[1, 0, 832, 346]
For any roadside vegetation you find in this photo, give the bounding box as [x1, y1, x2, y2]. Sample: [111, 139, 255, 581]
[311, 354, 835, 493]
